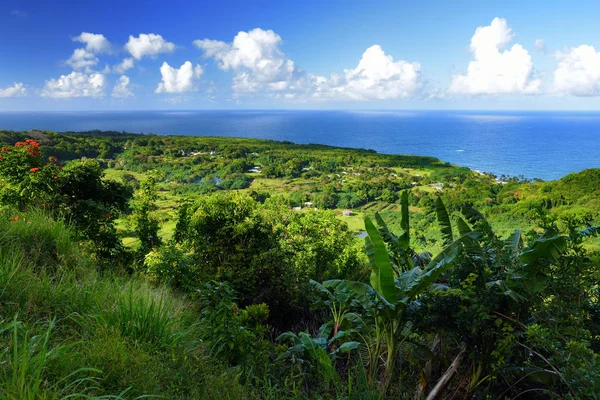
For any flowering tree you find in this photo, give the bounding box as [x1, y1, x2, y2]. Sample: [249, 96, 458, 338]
[0, 139, 61, 207]
[0, 138, 132, 261]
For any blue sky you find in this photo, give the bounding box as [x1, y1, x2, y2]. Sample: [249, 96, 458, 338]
[1, 0, 600, 110]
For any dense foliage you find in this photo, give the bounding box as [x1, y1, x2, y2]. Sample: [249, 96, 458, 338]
[0, 130, 598, 399]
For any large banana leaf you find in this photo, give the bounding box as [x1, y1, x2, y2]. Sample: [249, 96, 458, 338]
[455, 217, 472, 237]
[323, 279, 371, 297]
[375, 213, 400, 249]
[435, 197, 453, 245]
[405, 232, 480, 301]
[456, 217, 486, 263]
[520, 235, 568, 265]
[397, 267, 422, 291]
[461, 205, 485, 225]
[364, 216, 397, 304]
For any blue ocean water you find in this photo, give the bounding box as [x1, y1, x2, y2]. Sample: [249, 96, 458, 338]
[0, 110, 599, 181]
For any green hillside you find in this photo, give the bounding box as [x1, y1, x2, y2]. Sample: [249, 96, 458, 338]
[0, 130, 598, 399]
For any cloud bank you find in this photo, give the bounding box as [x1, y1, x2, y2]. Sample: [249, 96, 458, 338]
[195, 28, 421, 101]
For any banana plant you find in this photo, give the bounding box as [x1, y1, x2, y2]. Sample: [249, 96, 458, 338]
[318, 198, 481, 384]
[276, 330, 360, 385]
[373, 191, 432, 272]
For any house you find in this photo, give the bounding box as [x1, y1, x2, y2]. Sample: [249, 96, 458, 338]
[248, 166, 262, 173]
[342, 209, 353, 217]
[304, 201, 313, 207]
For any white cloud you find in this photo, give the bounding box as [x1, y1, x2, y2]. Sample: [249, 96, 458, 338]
[113, 57, 135, 74]
[67, 48, 99, 70]
[0, 83, 26, 97]
[112, 75, 133, 98]
[73, 32, 111, 54]
[42, 72, 105, 98]
[194, 28, 297, 93]
[311, 45, 421, 100]
[552, 45, 600, 96]
[155, 61, 203, 93]
[67, 32, 111, 72]
[125, 34, 176, 60]
[196, 29, 420, 100]
[449, 18, 541, 95]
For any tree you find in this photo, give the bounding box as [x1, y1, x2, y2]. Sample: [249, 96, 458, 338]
[132, 171, 163, 256]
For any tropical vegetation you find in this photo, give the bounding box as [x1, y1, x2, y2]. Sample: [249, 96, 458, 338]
[0, 130, 598, 399]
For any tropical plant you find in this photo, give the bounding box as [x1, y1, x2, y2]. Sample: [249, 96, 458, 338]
[306, 194, 479, 390]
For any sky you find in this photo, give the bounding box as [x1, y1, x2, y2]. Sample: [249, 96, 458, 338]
[1, 0, 600, 111]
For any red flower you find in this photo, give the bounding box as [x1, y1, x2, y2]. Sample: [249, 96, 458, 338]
[11, 216, 19, 222]
[30, 167, 39, 173]
[58, 166, 63, 170]
[50, 157, 58, 162]
[105, 213, 111, 219]
[0, 155, 3, 159]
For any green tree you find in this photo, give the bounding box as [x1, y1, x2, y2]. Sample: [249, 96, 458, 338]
[132, 172, 163, 255]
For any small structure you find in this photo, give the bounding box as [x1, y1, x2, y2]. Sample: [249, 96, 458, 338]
[293, 206, 302, 211]
[248, 166, 262, 173]
[342, 209, 353, 217]
[304, 201, 313, 207]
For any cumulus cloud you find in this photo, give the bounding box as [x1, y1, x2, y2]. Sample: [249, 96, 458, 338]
[67, 48, 99, 70]
[311, 45, 421, 100]
[194, 28, 297, 93]
[112, 75, 133, 98]
[449, 18, 541, 95]
[125, 34, 176, 60]
[67, 32, 111, 72]
[155, 61, 203, 93]
[73, 32, 111, 54]
[113, 57, 135, 74]
[0, 83, 26, 97]
[42, 72, 105, 98]
[552, 45, 600, 96]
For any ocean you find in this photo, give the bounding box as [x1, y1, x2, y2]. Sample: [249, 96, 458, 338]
[0, 110, 599, 181]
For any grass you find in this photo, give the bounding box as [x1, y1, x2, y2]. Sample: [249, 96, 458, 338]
[0, 210, 263, 399]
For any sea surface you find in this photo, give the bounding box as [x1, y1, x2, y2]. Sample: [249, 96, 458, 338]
[1, 110, 599, 181]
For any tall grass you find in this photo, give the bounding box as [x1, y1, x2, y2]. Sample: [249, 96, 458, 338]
[81, 283, 182, 348]
[0, 209, 82, 270]
[0, 210, 256, 399]
[0, 316, 122, 399]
